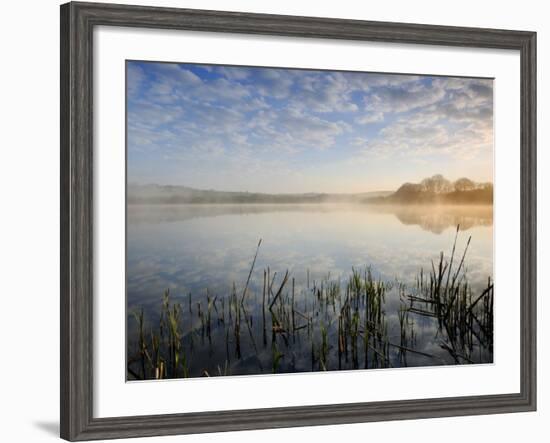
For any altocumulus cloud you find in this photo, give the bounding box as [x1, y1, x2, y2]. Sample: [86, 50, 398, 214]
[127, 61, 493, 192]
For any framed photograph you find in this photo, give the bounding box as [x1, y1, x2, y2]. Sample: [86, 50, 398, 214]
[60, 1, 536, 440]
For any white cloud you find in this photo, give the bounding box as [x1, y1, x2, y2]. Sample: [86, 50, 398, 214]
[254, 69, 294, 99]
[127, 64, 146, 98]
[366, 82, 446, 113]
[247, 107, 348, 151]
[356, 112, 384, 125]
[214, 66, 251, 80]
[127, 62, 494, 191]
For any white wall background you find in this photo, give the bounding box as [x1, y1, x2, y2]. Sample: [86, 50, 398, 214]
[0, 0, 546, 441]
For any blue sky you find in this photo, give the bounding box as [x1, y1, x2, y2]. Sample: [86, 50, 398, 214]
[127, 61, 493, 193]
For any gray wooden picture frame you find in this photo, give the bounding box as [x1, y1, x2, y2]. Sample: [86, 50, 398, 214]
[60, 1, 537, 441]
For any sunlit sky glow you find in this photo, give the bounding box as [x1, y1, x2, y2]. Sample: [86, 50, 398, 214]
[127, 61, 493, 193]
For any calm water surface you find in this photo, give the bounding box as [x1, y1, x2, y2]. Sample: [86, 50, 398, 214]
[127, 204, 493, 378]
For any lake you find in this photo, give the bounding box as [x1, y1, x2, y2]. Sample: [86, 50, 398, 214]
[127, 204, 494, 379]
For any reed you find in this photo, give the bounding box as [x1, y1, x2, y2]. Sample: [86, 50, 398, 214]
[127, 227, 493, 380]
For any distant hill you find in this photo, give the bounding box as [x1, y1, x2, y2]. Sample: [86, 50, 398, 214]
[370, 175, 493, 205]
[128, 184, 392, 205]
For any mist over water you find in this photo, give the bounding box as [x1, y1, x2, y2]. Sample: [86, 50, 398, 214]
[127, 203, 493, 378]
[127, 204, 492, 301]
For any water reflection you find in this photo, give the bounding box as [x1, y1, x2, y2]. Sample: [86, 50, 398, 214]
[127, 204, 493, 379]
[128, 203, 492, 234]
[128, 203, 382, 224]
[368, 204, 492, 234]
